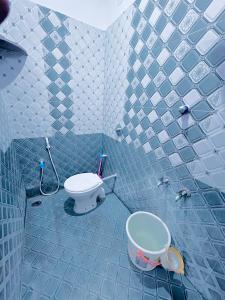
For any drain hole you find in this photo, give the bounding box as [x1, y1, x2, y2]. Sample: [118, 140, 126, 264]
[31, 201, 42, 207]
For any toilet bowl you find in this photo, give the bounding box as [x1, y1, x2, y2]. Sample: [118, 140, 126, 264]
[64, 173, 105, 214]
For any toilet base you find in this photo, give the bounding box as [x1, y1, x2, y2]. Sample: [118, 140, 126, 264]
[74, 200, 97, 214]
[73, 187, 105, 214]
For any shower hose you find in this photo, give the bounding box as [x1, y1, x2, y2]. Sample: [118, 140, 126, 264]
[40, 137, 60, 196]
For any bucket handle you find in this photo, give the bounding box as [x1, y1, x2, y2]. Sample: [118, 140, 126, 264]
[137, 250, 161, 267]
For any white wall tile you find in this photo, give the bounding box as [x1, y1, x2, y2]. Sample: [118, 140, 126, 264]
[204, 0, 225, 22]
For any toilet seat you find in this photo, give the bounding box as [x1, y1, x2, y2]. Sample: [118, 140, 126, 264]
[64, 173, 103, 193]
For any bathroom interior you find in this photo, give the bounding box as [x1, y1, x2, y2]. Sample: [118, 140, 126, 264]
[1, 0, 225, 299]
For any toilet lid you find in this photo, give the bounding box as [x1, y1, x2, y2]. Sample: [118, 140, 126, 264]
[64, 173, 103, 193]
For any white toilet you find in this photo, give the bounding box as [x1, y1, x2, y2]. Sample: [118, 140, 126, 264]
[64, 173, 105, 214]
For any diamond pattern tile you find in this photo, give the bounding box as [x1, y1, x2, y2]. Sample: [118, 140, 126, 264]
[22, 189, 200, 300]
[103, 0, 225, 299]
[0, 0, 225, 299]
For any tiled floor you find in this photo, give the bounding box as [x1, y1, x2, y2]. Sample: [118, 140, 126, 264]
[22, 189, 201, 300]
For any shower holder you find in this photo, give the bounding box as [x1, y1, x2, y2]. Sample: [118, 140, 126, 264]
[157, 176, 169, 187]
[115, 127, 122, 136]
[176, 189, 191, 202]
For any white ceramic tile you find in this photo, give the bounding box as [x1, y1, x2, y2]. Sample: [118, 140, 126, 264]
[135, 124, 143, 135]
[143, 142, 152, 153]
[131, 77, 139, 89]
[164, 0, 181, 17]
[146, 127, 155, 139]
[130, 94, 137, 105]
[174, 41, 191, 61]
[218, 107, 225, 122]
[48, 12, 61, 27]
[155, 147, 165, 159]
[137, 109, 145, 121]
[187, 160, 205, 175]
[53, 63, 64, 74]
[216, 61, 225, 80]
[158, 130, 170, 143]
[204, 0, 225, 22]
[139, 93, 148, 105]
[151, 92, 161, 106]
[137, 17, 146, 35]
[164, 91, 179, 107]
[139, 0, 149, 12]
[173, 134, 189, 149]
[143, 53, 154, 69]
[161, 111, 174, 126]
[153, 71, 166, 87]
[169, 67, 185, 85]
[210, 171, 225, 189]
[207, 87, 225, 109]
[202, 154, 225, 171]
[160, 22, 175, 43]
[127, 122, 134, 131]
[199, 114, 223, 134]
[196, 30, 220, 55]
[128, 108, 135, 118]
[193, 139, 214, 157]
[133, 59, 141, 72]
[148, 110, 158, 123]
[169, 153, 183, 166]
[125, 135, 132, 144]
[134, 138, 141, 148]
[146, 32, 158, 49]
[210, 131, 225, 150]
[141, 74, 151, 88]
[189, 61, 210, 83]
[177, 114, 195, 129]
[179, 9, 199, 34]
[135, 39, 144, 54]
[195, 174, 213, 188]
[183, 89, 202, 108]
[157, 48, 170, 66]
[149, 7, 161, 27]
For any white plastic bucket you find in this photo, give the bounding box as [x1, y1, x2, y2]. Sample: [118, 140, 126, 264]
[126, 211, 171, 271]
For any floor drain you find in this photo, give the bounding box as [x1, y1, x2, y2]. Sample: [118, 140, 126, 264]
[31, 201, 42, 207]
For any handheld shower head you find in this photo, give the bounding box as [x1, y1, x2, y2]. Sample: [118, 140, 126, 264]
[45, 137, 51, 150]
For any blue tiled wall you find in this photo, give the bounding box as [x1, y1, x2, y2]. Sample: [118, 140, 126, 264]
[0, 0, 105, 139]
[1, 0, 225, 299]
[0, 38, 27, 90]
[14, 133, 103, 195]
[0, 0, 105, 142]
[0, 0, 105, 193]
[0, 1, 105, 298]
[103, 0, 225, 298]
[103, 135, 225, 299]
[0, 93, 26, 300]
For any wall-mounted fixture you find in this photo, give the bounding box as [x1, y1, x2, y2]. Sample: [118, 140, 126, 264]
[0, 35, 27, 90]
[115, 126, 123, 137]
[157, 176, 169, 187]
[176, 189, 191, 202]
[179, 105, 190, 115]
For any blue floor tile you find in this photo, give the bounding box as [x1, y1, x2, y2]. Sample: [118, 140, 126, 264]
[22, 189, 199, 299]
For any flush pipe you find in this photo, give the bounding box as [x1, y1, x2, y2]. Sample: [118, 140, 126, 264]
[39, 137, 60, 196]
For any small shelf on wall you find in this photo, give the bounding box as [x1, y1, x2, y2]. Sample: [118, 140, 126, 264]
[0, 35, 27, 90]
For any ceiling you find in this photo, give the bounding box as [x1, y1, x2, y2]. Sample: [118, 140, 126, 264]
[31, 0, 135, 30]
